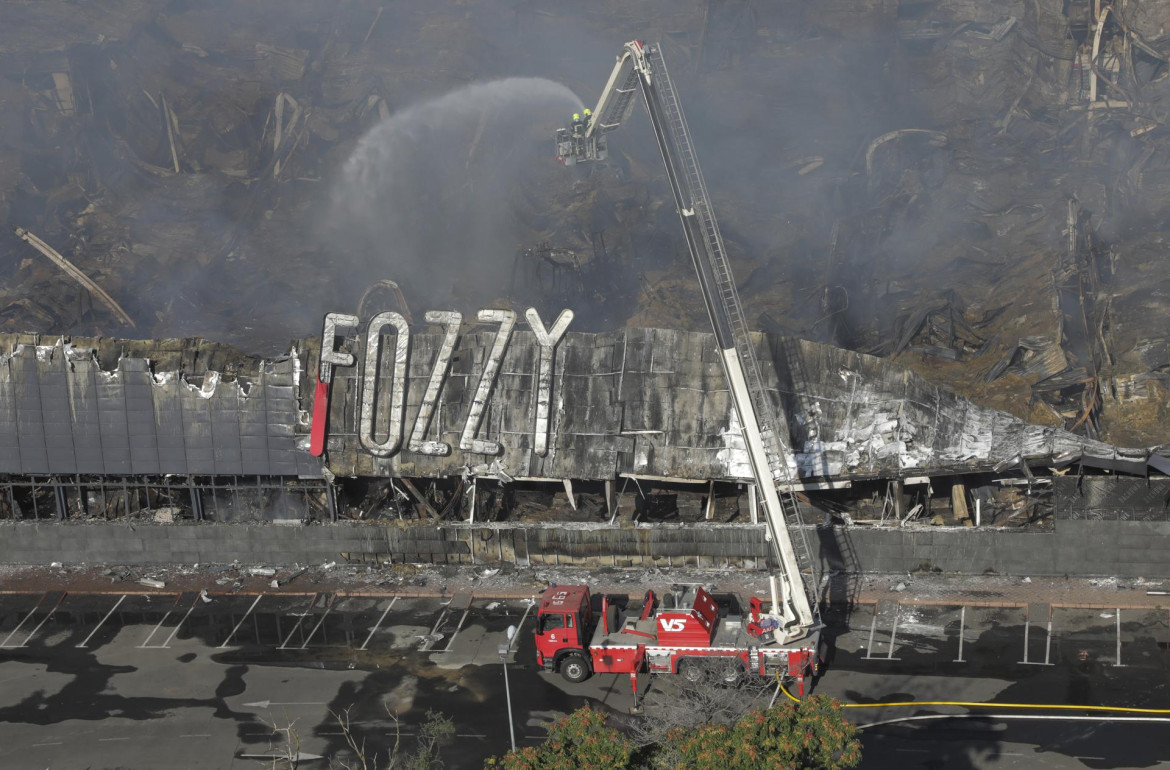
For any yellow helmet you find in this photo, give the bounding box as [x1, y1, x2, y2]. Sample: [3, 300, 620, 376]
[573, 113, 581, 121]
[583, 108, 592, 116]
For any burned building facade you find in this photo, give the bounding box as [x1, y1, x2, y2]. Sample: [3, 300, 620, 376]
[1, 318, 1163, 535]
[2, 1, 1170, 573]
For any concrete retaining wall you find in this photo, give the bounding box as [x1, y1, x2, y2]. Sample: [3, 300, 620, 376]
[812, 526, 1056, 575]
[2, 519, 1170, 578]
[0, 521, 772, 570]
[816, 521, 1170, 578]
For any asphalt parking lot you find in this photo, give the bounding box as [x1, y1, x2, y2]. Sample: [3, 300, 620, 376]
[818, 600, 1170, 768]
[829, 601, 1170, 670]
[0, 588, 1168, 768]
[0, 590, 561, 768]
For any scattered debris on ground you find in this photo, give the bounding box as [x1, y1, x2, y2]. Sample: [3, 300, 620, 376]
[0, 562, 1165, 611]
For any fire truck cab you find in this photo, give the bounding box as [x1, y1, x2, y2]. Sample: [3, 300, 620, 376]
[534, 585, 594, 682]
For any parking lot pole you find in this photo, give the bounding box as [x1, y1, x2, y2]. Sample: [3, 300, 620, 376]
[499, 645, 517, 752]
[1115, 609, 1123, 667]
[953, 606, 966, 663]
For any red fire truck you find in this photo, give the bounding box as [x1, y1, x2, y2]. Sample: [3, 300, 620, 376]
[535, 583, 821, 696]
[541, 41, 827, 700]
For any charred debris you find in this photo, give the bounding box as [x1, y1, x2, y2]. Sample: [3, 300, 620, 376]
[1, 1, 1169, 529]
[2, 1, 1168, 445]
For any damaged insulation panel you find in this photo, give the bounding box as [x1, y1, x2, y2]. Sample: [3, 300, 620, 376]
[0, 338, 318, 478]
[320, 325, 1158, 482]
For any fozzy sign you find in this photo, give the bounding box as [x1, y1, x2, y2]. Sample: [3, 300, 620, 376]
[309, 307, 573, 459]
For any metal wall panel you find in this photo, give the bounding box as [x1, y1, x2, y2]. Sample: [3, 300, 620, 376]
[0, 332, 1153, 486]
[0, 355, 21, 471]
[0, 343, 320, 478]
[1055, 477, 1170, 521]
[13, 351, 50, 474]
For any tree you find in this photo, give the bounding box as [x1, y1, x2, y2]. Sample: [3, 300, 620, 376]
[265, 707, 454, 770]
[484, 705, 635, 770]
[668, 696, 861, 770]
[630, 664, 776, 751]
[488, 694, 860, 770]
[332, 708, 455, 770]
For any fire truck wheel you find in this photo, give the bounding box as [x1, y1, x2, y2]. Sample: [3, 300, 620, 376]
[679, 659, 703, 683]
[719, 659, 744, 685]
[559, 653, 591, 683]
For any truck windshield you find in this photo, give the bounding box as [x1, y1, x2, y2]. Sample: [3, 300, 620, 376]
[539, 614, 565, 634]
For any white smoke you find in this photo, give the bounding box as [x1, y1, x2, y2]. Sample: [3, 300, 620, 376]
[327, 77, 583, 311]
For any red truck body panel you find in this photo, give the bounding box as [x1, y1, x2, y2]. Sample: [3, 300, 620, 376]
[654, 586, 719, 646]
[590, 643, 644, 674]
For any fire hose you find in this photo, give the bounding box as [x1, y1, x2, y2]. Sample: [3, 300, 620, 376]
[777, 677, 1170, 715]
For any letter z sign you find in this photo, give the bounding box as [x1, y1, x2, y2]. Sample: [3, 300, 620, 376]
[312, 305, 573, 459]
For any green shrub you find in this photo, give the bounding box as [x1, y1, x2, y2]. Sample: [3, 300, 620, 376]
[484, 705, 635, 770]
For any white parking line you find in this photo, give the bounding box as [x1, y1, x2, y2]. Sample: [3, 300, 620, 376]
[440, 610, 470, 652]
[159, 597, 200, 648]
[320, 728, 486, 738]
[420, 606, 450, 651]
[1, 595, 47, 648]
[1020, 609, 1054, 666]
[863, 611, 878, 659]
[18, 594, 66, 647]
[279, 598, 317, 649]
[32, 741, 64, 747]
[862, 606, 900, 661]
[1044, 619, 1053, 665]
[299, 601, 335, 649]
[219, 594, 263, 648]
[139, 607, 175, 648]
[360, 597, 398, 650]
[887, 613, 900, 660]
[278, 616, 305, 649]
[78, 595, 127, 648]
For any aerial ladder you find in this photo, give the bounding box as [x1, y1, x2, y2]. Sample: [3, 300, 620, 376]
[556, 41, 819, 639]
